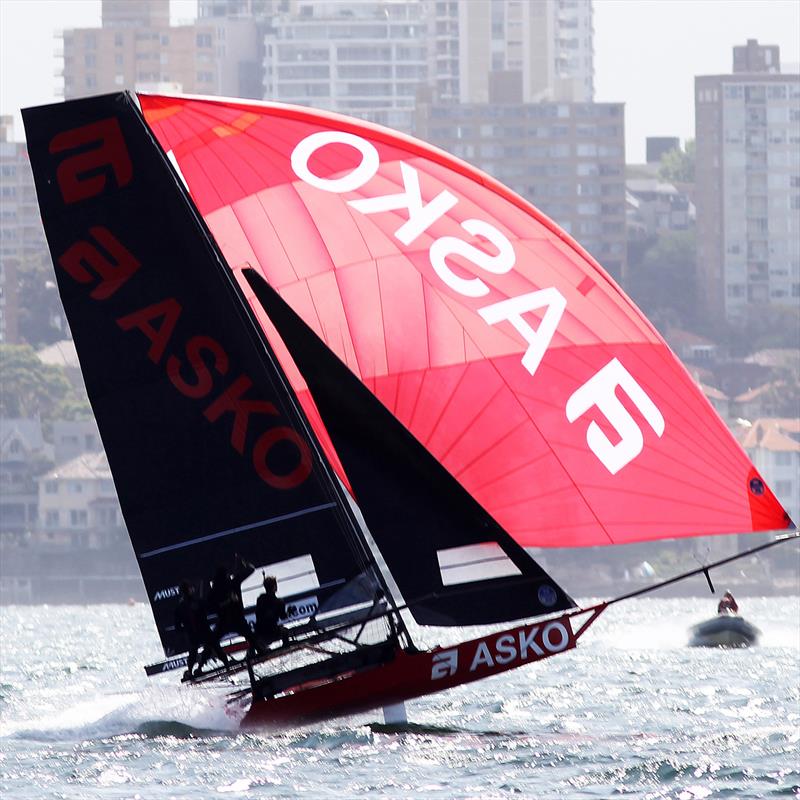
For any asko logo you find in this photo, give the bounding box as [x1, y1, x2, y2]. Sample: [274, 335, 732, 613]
[291, 132, 665, 475]
[48, 116, 312, 490]
[430, 620, 573, 681]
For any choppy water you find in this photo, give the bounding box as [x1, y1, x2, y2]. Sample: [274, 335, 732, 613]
[1, 598, 798, 799]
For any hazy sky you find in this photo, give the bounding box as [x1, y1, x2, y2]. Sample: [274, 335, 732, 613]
[1, 0, 799, 162]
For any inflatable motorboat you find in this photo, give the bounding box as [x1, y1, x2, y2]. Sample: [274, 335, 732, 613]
[688, 613, 760, 648]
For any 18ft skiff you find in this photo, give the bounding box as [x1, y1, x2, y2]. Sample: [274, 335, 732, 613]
[23, 92, 795, 728]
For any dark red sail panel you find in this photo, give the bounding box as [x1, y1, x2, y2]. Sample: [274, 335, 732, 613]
[139, 94, 791, 547]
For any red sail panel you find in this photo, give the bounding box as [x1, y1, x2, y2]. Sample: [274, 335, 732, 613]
[139, 94, 791, 547]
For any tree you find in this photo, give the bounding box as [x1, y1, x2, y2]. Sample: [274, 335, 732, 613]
[0, 344, 90, 424]
[659, 139, 695, 184]
[706, 304, 800, 356]
[16, 253, 65, 348]
[625, 229, 697, 330]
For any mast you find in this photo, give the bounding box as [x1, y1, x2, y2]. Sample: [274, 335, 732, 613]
[22, 91, 406, 656]
[133, 99, 413, 645]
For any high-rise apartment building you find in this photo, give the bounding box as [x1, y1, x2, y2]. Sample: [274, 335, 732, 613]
[61, 0, 262, 100]
[263, 0, 593, 131]
[263, 0, 429, 131]
[0, 118, 48, 344]
[695, 40, 800, 323]
[199, 0, 280, 17]
[416, 99, 626, 280]
[437, 0, 593, 105]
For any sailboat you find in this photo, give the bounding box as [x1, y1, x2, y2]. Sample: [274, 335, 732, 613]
[23, 92, 795, 729]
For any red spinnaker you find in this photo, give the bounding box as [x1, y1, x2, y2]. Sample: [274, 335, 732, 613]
[139, 94, 790, 547]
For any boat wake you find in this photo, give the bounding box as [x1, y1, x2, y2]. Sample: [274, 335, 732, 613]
[3, 684, 244, 742]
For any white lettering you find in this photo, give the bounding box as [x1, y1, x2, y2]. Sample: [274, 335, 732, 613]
[566, 358, 665, 474]
[430, 219, 516, 298]
[542, 622, 570, 652]
[349, 162, 458, 245]
[291, 131, 379, 194]
[470, 641, 495, 671]
[431, 648, 458, 680]
[291, 132, 666, 475]
[280, 596, 319, 624]
[479, 287, 566, 378]
[518, 626, 545, 659]
[153, 585, 180, 602]
[494, 633, 518, 665]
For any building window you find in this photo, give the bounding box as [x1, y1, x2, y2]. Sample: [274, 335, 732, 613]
[70, 509, 88, 527]
[45, 480, 58, 494]
[45, 510, 59, 527]
[197, 33, 212, 48]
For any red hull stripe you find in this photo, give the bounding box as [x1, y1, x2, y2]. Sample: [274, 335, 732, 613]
[243, 615, 576, 728]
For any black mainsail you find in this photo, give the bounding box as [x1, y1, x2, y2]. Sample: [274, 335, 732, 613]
[23, 93, 380, 655]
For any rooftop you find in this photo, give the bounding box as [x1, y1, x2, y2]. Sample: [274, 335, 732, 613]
[40, 450, 110, 481]
[740, 418, 800, 452]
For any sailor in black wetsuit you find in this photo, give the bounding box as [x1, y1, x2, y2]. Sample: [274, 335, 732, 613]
[254, 574, 285, 652]
[203, 554, 259, 661]
[175, 580, 229, 679]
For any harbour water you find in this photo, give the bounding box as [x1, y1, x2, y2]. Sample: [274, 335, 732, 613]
[1, 597, 798, 799]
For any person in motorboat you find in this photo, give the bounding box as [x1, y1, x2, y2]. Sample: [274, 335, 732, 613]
[252, 574, 286, 654]
[717, 590, 739, 615]
[175, 580, 229, 679]
[202, 554, 260, 665]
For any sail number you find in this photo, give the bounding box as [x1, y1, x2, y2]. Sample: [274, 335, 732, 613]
[292, 132, 665, 475]
[49, 116, 313, 491]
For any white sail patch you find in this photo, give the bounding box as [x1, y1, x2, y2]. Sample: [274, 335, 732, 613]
[240, 553, 319, 608]
[166, 149, 188, 189]
[437, 542, 521, 586]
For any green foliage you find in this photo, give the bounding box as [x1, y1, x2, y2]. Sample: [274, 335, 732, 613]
[704, 304, 800, 356]
[625, 229, 697, 330]
[658, 139, 695, 183]
[0, 344, 90, 423]
[16, 254, 65, 348]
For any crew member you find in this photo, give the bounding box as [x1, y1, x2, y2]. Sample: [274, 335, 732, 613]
[717, 591, 739, 615]
[254, 574, 286, 651]
[174, 580, 229, 679]
[203, 554, 259, 659]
